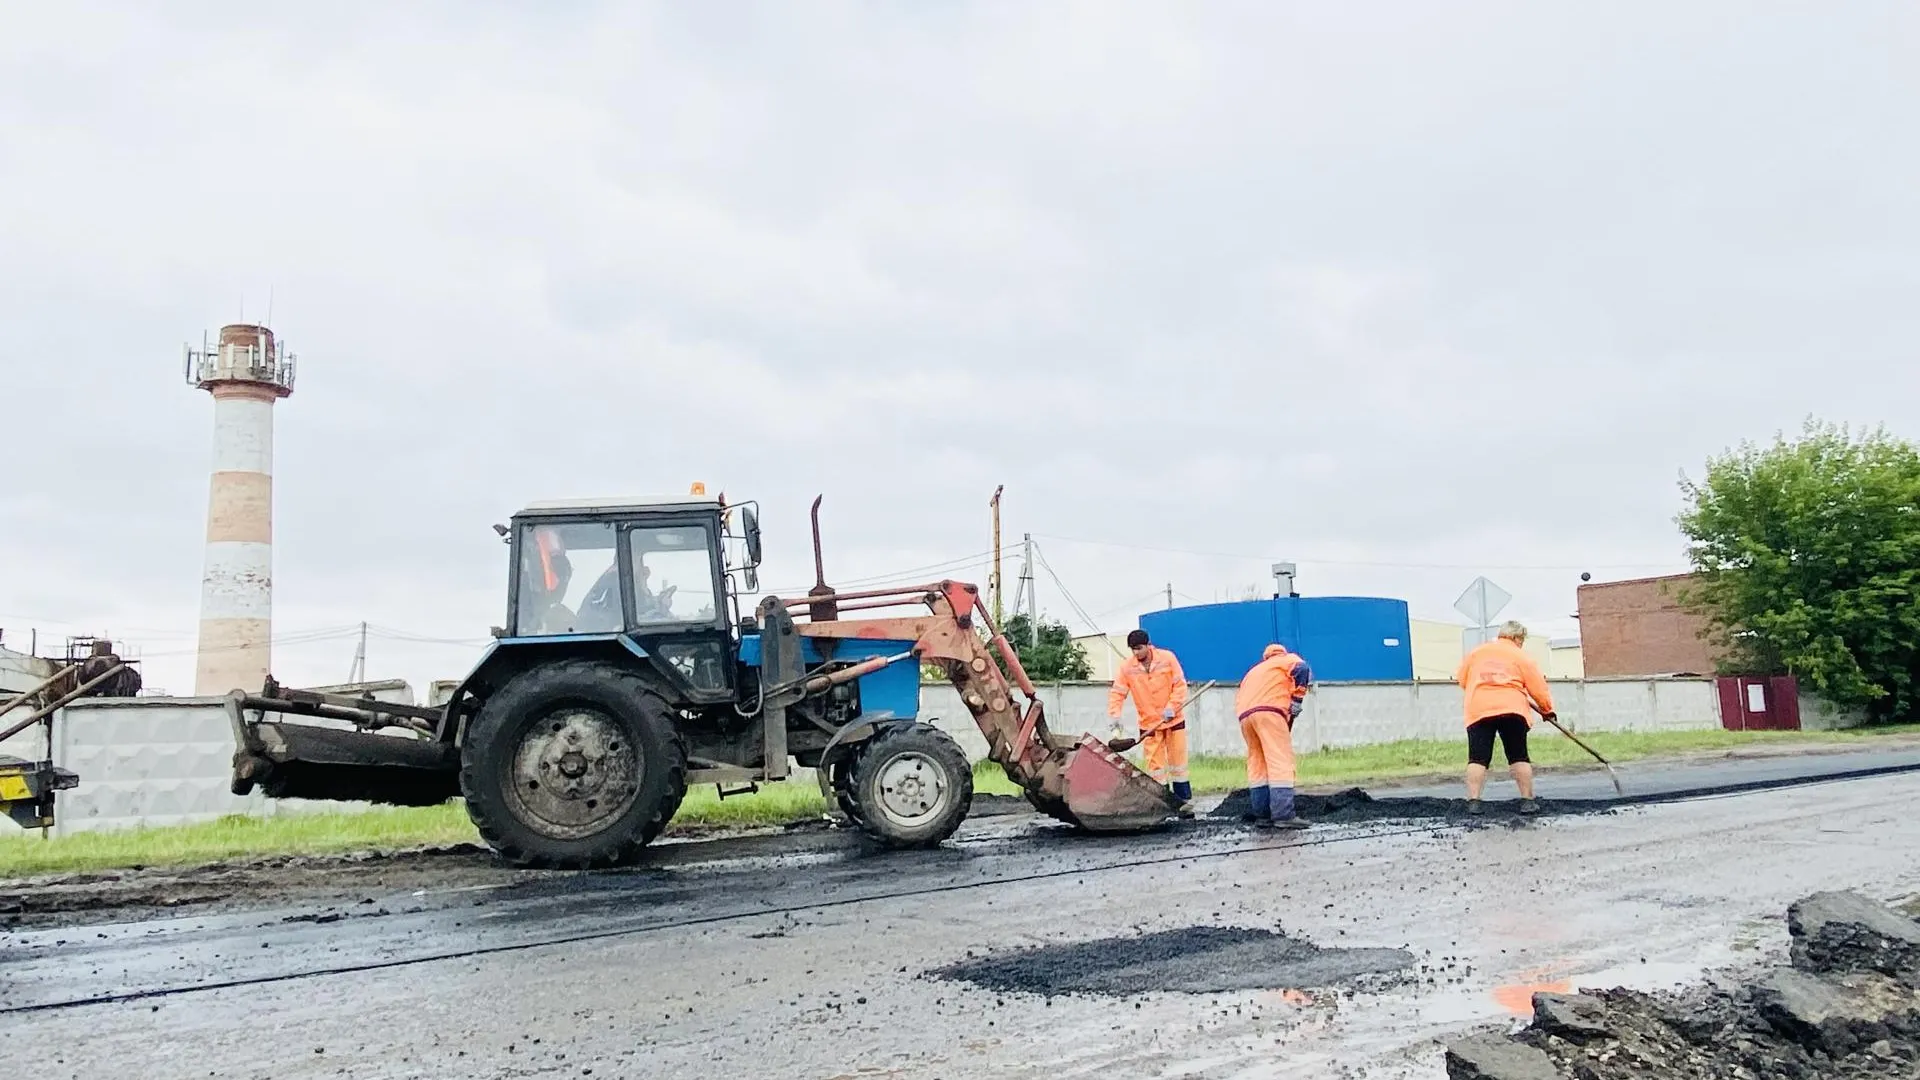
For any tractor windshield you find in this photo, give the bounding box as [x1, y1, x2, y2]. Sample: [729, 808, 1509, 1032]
[628, 524, 720, 627]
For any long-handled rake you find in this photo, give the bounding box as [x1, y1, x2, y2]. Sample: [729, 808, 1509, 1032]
[1541, 712, 1625, 796]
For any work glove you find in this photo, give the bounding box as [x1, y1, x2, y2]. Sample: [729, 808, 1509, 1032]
[1162, 706, 1176, 720]
[1288, 701, 1303, 721]
[1541, 710, 1558, 723]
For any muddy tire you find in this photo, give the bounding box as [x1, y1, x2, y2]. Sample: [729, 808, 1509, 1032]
[460, 659, 687, 869]
[847, 723, 972, 848]
[829, 760, 866, 825]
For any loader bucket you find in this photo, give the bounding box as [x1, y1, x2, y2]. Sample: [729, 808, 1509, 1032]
[1056, 734, 1180, 832]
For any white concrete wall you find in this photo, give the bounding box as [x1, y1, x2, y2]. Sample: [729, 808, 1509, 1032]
[0, 646, 56, 697]
[10, 698, 379, 835]
[1801, 695, 1872, 731]
[17, 677, 1888, 834]
[920, 677, 1729, 761]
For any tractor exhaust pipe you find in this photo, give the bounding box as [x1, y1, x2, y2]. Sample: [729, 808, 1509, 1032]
[807, 494, 839, 622]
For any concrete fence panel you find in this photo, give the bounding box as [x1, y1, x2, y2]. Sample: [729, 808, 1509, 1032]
[28, 676, 1728, 833]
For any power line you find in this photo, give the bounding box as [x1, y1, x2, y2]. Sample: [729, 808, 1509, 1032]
[1031, 543, 1127, 660]
[754, 550, 994, 597]
[1085, 588, 1171, 622]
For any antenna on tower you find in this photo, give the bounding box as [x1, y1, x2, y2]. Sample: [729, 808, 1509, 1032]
[265, 285, 274, 328]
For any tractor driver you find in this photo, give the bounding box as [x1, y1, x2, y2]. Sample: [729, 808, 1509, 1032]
[573, 555, 677, 629]
[630, 556, 678, 623]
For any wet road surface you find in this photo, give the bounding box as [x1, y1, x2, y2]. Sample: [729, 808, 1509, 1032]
[5, 753, 1919, 1079]
[1377, 742, 1920, 803]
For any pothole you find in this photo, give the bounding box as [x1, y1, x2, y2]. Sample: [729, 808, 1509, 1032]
[1209, 786, 1618, 825]
[930, 925, 1414, 996]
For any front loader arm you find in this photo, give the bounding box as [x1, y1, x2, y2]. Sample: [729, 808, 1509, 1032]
[789, 580, 1174, 828]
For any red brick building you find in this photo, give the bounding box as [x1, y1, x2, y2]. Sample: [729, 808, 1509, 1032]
[1576, 573, 1725, 677]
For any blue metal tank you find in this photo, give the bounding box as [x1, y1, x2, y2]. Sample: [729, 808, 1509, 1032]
[1136, 597, 1413, 683]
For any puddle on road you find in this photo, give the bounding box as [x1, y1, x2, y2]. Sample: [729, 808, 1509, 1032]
[930, 926, 1414, 997]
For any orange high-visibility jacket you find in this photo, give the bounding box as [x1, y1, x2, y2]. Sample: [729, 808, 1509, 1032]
[1234, 644, 1312, 723]
[1456, 638, 1554, 727]
[1109, 647, 1188, 734]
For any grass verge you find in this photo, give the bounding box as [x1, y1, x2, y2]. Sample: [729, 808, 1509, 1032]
[5, 724, 1915, 877]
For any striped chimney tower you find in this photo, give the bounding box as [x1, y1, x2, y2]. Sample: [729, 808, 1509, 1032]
[185, 324, 296, 695]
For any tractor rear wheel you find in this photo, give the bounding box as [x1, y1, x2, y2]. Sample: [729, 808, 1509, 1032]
[460, 660, 686, 869]
[847, 723, 972, 848]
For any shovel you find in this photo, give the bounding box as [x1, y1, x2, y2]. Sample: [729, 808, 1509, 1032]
[1106, 681, 1219, 753]
[1540, 712, 1624, 796]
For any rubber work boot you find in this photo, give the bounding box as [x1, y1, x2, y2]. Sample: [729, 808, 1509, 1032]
[1518, 798, 1540, 816]
[1176, 801, 1196, 819]
[1270, 816, 1309, 830]
[1243, 784, 1272, 823]
[1467, 799, 1484, 816]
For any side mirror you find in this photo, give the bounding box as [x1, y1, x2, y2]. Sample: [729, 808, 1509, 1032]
[743, 566, 759, 593]
[742, 507, 763, 568]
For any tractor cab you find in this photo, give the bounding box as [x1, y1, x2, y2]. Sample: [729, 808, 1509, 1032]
[502, 495, 763, 704]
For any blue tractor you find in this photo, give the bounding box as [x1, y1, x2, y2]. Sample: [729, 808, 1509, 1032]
[228, 493, 1175, 867]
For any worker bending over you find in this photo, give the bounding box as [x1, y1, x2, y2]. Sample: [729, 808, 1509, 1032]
[1108, 629, 1193, 815]
[1456, 620, 1555, 816]
[1233, 643, 1312, 829]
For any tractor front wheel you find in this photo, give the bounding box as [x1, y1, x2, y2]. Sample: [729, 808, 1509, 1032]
[460, 660, 686, 869]
[847, 723, 972, 848]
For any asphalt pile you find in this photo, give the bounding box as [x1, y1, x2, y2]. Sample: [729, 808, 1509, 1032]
[1446, 890, 1920, 1080]
[1208, 786, 1612, 825]
[931, 925, 1413, 996]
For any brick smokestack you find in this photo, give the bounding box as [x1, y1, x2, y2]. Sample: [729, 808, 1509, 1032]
[185, 323, 296, 694]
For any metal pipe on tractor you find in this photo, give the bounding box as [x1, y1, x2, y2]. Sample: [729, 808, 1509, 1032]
[225, 490, 1177, 869]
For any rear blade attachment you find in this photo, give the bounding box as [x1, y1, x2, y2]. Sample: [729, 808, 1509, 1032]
[227, 687, 460, 806]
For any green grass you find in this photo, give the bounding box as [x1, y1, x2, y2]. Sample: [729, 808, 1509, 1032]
[6, 723, 1916, 878]
[0, 784, 836, 878]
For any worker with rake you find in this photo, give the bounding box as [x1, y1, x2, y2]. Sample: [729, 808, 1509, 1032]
[1108, 629, 1194, 816]
[1456, 620, 1555, 816]
[1234, 643, 1313, 829]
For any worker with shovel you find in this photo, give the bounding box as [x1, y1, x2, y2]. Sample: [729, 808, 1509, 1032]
[1456, 620, 1555, 816]
[1234, 643, 1313, 829]
[1108, 629, 1193, 815]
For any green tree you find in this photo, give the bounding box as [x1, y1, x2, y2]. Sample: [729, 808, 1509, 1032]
[996, 613, 1095, 683]
[1676, 419, 1920, 721]
[917, 614, 1095, 684]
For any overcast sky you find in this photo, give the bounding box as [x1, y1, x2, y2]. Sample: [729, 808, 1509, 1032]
[3, 2, 1916, 694]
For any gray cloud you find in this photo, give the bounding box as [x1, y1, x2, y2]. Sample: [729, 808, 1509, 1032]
[3, 1, 1915, 693]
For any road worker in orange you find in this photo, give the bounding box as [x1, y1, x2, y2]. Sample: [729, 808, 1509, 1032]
[1456, 620, 1555, 816]
[1108, 629, 1193, 815]
[1233, 643, 1313, 829]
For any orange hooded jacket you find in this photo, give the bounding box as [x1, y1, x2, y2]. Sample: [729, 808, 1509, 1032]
[1456, 637, 1554, 727]
[1233, 644, 1312, 722]
[1108, 646, 1188, 735]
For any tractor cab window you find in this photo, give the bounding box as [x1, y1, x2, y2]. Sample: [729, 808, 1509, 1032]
[628, 524, 720, 627]
[514, 521, 621, 636]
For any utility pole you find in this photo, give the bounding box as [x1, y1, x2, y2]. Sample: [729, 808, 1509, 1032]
[1166, 583, 1173, 610]
[1016, 533, 1037, 645]
[989, 485, 1005, 625]
[348, 621, 367, 684]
